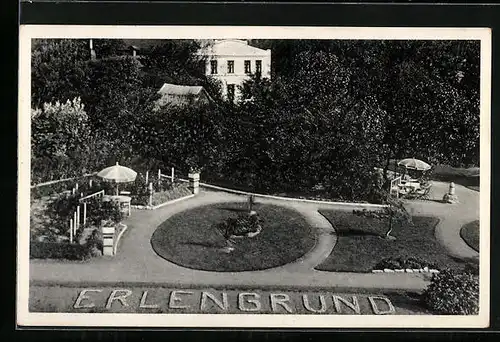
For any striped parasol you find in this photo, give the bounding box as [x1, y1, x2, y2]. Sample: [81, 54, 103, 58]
[97, 162, 137, 195]
[397, 158, 431, 171]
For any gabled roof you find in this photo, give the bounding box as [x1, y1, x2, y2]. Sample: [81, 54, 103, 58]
[158, 83, 205, 96]
[200, 39, 270, 57]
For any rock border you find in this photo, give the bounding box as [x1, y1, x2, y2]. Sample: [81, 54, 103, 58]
[131, 194, 195, 210]
[372, 267, 440, 274]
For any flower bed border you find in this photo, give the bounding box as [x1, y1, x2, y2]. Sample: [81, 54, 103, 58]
[199, 182, 389, 209]
[372, 268, 440, 274]
[113, 223, 128, 255]
[131, 194, 195, 210]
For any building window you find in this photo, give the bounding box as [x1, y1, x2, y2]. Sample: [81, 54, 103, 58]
[227, 60, 234, 74]
[255, 60, 262, 74]
[210, 60, 217, 74]
[244, 60, 251, 74]
[227, 84, 235, 102]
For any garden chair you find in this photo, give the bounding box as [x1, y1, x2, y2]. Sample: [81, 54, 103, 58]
[404, 183, 432, 200]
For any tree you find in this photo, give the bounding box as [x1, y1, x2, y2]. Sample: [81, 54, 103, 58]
[31, 39, 90, 109]
[31, 98, 91, 182]
[382, 197, 412, 240]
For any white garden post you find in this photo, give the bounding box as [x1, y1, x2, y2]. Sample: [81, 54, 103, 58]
[145, 171, 149, 185]
[76, 206, 80, 230]
[89, 179, 93, 188]
[69, 220, 73, 243]
[158, 169, 161, 189]
[171, 167, 175, 183]
[148, 182, 153, 207]
[74, 211, 78, 233]
[75, 183, 79, 191]
[83, 202, 87, 225]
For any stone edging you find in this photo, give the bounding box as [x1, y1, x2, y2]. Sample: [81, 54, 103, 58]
[372, 267, 440, 274]
[199, 182, 389, 209]
[131, 194, 195, 210]
[113, 222, 128, 256]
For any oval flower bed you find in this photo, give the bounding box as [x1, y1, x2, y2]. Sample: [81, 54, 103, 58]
[150, 202, 315, 272]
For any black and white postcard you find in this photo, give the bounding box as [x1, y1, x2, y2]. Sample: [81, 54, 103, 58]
[17, 25, 491, 328]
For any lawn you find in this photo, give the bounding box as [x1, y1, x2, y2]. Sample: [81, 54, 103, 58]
[460, 220, 480, 252]
[315, 210, 471, 273]
[150, 202, 315, 272]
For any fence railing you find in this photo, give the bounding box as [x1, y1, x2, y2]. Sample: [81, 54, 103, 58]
[79, 190, 105, 202]
[31, 172, 97, 189]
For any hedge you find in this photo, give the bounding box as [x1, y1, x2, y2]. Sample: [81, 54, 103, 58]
[422, 269, 479, 315]
[30, 241, 91, 261]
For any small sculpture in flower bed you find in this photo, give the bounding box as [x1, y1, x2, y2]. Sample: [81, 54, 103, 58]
[215, 200, 263, 253]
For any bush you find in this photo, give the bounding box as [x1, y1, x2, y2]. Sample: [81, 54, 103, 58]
[30, 241, 91, 260]
[216, 213, 263, 239]
[375, 256, 438, 270]
[422, 269, 479, 315]
[85, 198, 123, 226]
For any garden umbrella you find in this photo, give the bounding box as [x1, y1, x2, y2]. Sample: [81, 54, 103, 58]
[97, 162, 137, 195]
[397, 158, 431, 171]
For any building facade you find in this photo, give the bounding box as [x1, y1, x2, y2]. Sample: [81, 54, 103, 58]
[199, 39, 271, 101]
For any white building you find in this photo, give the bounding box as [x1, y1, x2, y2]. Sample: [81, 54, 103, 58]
[198, 39, 271, 101]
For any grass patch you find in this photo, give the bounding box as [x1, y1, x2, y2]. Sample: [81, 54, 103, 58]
[460, 220, 480, 252]
[150, 202, 315, 272]
[151, 183, 192, 206]
[315, 210, 471, 273]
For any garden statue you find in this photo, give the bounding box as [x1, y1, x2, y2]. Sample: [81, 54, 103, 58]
[442, 182, 459, 204]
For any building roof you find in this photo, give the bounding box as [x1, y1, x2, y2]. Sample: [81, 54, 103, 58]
[200, 39, 270, 57]
[158, 83, 205, 96]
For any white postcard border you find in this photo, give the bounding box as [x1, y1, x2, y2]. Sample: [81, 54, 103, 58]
[17, 25, 491, 328]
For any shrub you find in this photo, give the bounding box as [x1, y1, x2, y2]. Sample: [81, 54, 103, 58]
[85, 197, 123, 226]
[216, 213, 263, 239]
[422, 269, 479, 315]
[375, 256, 437, 270]
[30, 241, 91, 260]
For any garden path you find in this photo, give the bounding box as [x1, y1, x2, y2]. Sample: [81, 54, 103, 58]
[29, 181, 480, 291]
[403, 181, 480, 260]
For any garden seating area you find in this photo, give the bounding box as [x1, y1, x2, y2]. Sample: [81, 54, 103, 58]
[30, 166, 192, 260]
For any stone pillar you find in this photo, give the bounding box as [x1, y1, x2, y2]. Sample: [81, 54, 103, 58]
[188, 172, 200, 195]
[449, 182, 456, 195]
[443, 182, 459, 204]
[102, 225, 115, 256]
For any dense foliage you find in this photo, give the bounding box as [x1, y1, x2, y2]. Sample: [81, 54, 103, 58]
[422, 269, 479, 315]
[31, 39, 480, 203]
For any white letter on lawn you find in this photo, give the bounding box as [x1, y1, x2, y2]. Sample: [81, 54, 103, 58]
[302, 294, 327, 313]
[270, 293, 294, 313]
[105, 289, 132, 309]
[368, 296, 395, 315]
[139, 291, 159, 309]
[332, 295, 360, 314]
[238, 293, 262, 312]
[169, 290, 193, 309]
[201, 292, 228, 311]
[74, 289, 102, 309]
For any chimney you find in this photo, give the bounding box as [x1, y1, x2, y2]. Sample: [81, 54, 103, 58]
[89, 39, 96, 60]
